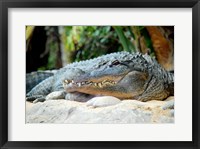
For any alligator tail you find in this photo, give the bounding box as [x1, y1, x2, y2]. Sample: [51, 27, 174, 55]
[26, 76, 54, 97]
[26, 71, 55, 93]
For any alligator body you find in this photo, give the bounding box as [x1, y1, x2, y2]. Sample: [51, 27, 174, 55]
[26, 52, 174, 102]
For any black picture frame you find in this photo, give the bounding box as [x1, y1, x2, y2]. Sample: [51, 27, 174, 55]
[0, 0, 199, 149]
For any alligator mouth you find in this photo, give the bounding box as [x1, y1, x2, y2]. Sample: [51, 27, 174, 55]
[62, 72, 126, 94]
[63, 79, 117, 90]
[63, 70, 148, 99]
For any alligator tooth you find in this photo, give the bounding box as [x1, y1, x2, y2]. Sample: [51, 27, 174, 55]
[64, 80, 69, 84]
[85, 81, 91, 84]
[77, 83, 81, 87]
[81, 82, 85, 85]
[102, 80, 106, 83]
[103, 82, 107, 85]
[108, 81, 111, 84]
[104, 82, 108, 85]
[94, 83, 97, 86]
[98, 83, 103, 88]
[102, 80, 107, 83]
[71, 80, 74, 83]
[105, 82, 112, 86]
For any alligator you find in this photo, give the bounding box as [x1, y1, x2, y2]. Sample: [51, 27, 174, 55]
[26, 52, 174, 103]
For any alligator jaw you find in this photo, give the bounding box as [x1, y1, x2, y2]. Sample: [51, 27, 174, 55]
[63, 70, 149, 99]
[62, 74, 127, 98]
[63, 78, 132, 99]
[63, 78, 118, 90]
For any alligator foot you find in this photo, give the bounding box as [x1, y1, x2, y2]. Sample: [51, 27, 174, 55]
[26, 91, 66, 103]
[86, 96, 121, 108]
[26, 95, 46, 103]
[33, 97, 46, 103]
[26, 95, 44, 102]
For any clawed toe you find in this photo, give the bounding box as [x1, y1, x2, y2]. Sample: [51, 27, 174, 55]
[26, 95, 44, 102]
[33, 97, 46, 103]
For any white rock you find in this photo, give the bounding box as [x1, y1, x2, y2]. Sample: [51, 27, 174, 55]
[46, 91, 65, 100]
[26, 97, 174, 124]
[86, 96, 121, 108]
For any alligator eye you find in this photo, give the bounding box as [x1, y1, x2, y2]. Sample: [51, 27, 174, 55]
[111, 60, 120, 65]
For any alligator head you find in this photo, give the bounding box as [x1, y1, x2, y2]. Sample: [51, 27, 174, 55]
[63, 55, 152, 99]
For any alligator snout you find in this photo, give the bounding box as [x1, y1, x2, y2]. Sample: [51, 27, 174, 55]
[63, 70, 150, 100]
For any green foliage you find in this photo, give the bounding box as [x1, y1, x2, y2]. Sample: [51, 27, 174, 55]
[62, 26, 124, 62]
[47, 41, 58, 69]
[139, 27, 155, 57]
[37, 26, 156, 69]
[113, 26, 135, 52]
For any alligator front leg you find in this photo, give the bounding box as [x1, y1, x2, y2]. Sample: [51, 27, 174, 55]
[26, 95, 45, 102]
[26, 90, 66, 103]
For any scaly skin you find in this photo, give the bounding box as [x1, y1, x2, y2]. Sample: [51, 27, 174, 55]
[26, 52, 174, 102]
[26, 71, 55, 93]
